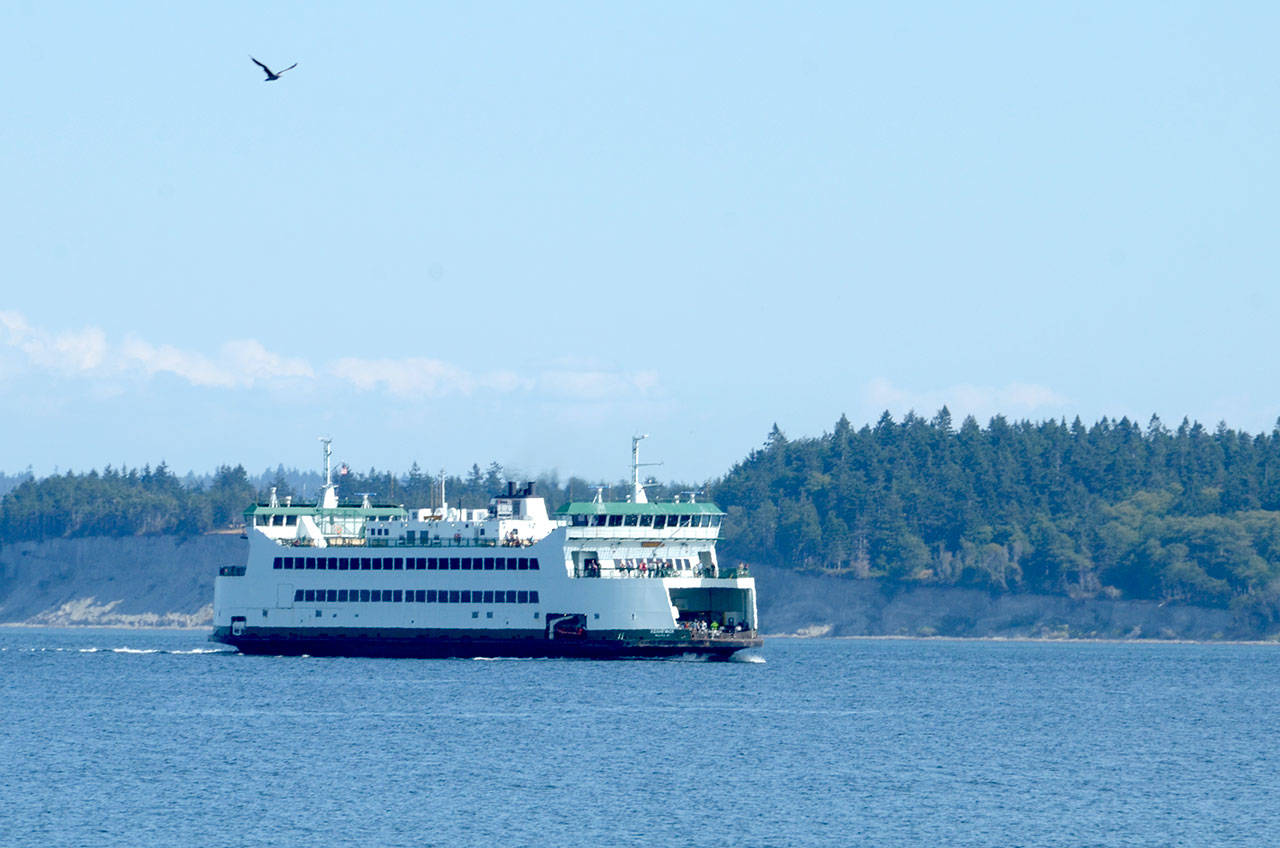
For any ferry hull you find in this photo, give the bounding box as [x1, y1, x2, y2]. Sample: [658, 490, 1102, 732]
[210, 626, 762, 660]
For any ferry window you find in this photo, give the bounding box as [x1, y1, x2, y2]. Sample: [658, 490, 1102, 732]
[571, 515, 588, 526]
[530, 591, 539, 603]
[711, 516, 721, 527]
[501, 590, 514, 603]
[592, 515, 607, 527]
[415, 558, 426, 570]
[372, 559, 383, 571]
[449, 558, 460, 570]
[461, 558, 472, 570]
[517, 591, 528, 604]
[427, 590, 437, 603]
[338, 589, 348, 602]
[427, 557, 438, 570]
[517, 557, 529, 570]
[679, 515, 691, 527]
[294, 589, 304, 602]
[493, 591, 504, 604]
[286, 516, 297, 526]
[273, 557, 282, 569]
[484, 557, 494, 570]
[460, 590, 471, 603]
[608, 515, 623, 527]
[654, 515, 666, 529]
[640, 515, 653, 527]
[492, 558, 503, 570]
[415, 590, 426, 603]
[304, 589, 315, 602]
[624, 514, 638, 526]
[394, 558, 404, 570]
[305, 557, 316, 569]
[371, 590, 382, 603]
[483, 590, 494, 603]
[323, 557, 333, 569]
[326, 590, 337, 603]
[339, 558, 349, 571]
[449, 590, 460, 603]
[393, 590, 403, 603]
[530, 558, 540, 570]
[360, 590, 370, 602]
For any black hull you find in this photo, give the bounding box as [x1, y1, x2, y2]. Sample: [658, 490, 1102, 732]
[210, 626, 762, 660]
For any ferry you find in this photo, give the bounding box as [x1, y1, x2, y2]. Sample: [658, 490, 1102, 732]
[211, 438, 761, 659]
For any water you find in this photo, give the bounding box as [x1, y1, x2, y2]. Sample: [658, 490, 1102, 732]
[1, 629, 1277, 847]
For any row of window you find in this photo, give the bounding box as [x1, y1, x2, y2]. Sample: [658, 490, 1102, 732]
[293, 588, 539, 605]
[568, 513, 721, 529]
[274, 555, 540, 572]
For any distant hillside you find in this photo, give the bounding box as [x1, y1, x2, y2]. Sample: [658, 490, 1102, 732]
[712, 412, 1280, 629]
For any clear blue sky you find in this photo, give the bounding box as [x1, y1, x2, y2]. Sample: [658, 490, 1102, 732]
[2, 2, 1278, 484]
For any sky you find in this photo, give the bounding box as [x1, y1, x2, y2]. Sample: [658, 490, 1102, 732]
[2, 2, 1279, 485]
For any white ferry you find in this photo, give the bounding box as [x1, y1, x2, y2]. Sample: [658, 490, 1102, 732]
[211, 439, 761, 659]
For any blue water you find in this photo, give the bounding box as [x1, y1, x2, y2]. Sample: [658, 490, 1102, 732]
[1, 630, 1277, 847]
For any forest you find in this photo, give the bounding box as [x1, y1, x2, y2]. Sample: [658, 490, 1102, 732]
[710, 411, 1280, 623]
[4, 410, 1280, 621]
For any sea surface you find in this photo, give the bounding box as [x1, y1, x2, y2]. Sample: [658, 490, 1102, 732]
[1, 629, 1277, 847]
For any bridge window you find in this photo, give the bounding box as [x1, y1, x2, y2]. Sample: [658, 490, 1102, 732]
[518, 557, 529, 570]
[273, 557, 282, 569]
[393, 590, 403, 602]
[449, 590, 460, 603]
[371, 590, 382, 602]
[640, 514, 653, 527]
[303, 590, 315, 602]
[483, 590, 494, 603]
[592, 515, 607, 527]
[449, 558, 460, 570]
[530, 591, 539, 603]
[326, 590, 337, 603]
[530, 558, 540, 570]
[505, 590, 517, 603]
[517, 591, 528, 604]
[415, 590, 426, 602]
[294, 589, 304, 602]
[484, 557, 494, 570]
[338, 590, 348, 602]
[394, 558, 404, 570]
[460, 590, 471, 603]
[654, 515, 666, 529]
[427, 590, 437, 602]
[571, 515, 588, 526]
[624, 514, 638, 526]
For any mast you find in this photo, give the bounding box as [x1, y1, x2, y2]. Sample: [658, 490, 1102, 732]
[319, 437, 338, 509]
[631, 435, 662, 503]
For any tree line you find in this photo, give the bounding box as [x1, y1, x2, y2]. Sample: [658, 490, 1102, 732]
[710, 411, 1280, 623]
[0, 459, 692, 542]
[6, 410, 1280, 621]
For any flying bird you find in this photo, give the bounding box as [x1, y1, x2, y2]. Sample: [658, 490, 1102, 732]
[251, 57, 297, 81]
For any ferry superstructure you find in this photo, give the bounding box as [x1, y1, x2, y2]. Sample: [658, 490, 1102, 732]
[211, 439, 761, 659]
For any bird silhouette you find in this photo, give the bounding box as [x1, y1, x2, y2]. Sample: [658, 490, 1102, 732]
[251, 57, 297, 81]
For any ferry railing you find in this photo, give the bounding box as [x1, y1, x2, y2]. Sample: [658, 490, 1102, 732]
[275, 536, 535, 549]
